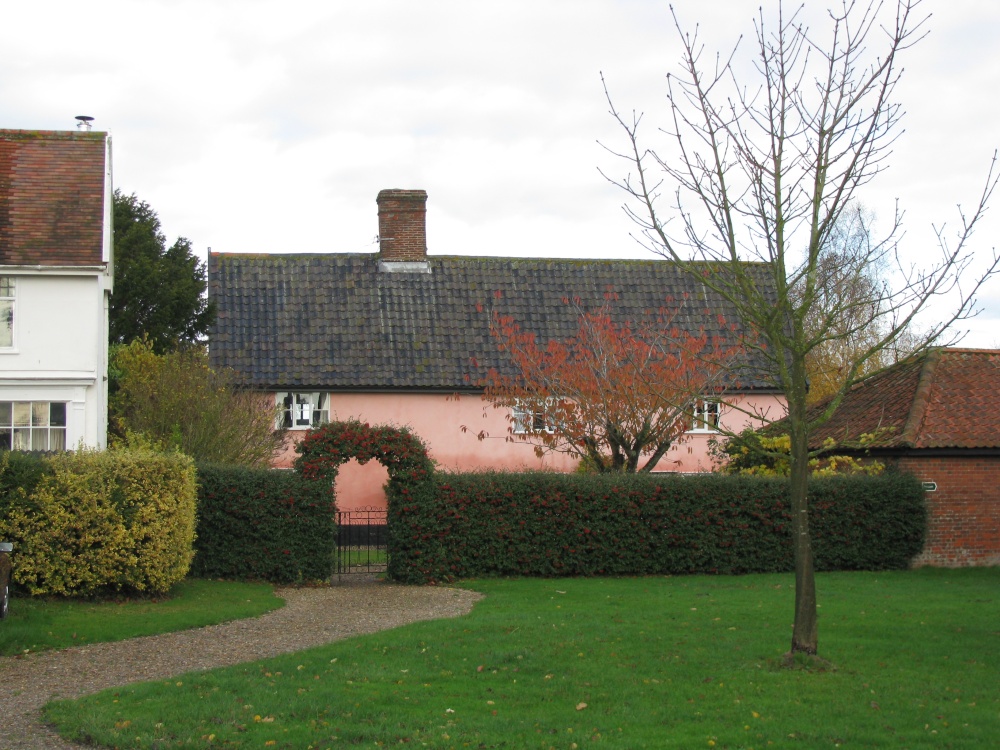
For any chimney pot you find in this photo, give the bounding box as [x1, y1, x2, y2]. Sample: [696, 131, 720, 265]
[377, 189, 428, 262]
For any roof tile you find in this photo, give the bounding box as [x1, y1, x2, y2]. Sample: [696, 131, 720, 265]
[808, 348, 1000, 450]
[0, 130, 108, 266]
[209, 252, 777, 392]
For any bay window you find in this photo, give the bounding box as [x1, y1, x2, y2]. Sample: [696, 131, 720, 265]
[0, 401, 67, 451]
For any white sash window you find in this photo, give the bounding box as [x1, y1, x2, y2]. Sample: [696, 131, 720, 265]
[0, 277, 14, 349]
[0, 401, 67, 451]
[277, 392, 329, 429]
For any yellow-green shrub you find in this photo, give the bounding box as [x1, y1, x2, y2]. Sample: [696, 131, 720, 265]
[1, 448, 196, 597]
[710, 429, 886, 477]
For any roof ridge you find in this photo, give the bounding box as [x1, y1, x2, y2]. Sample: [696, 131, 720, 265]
[900, 348, 942, 447]
[207, 251, 775, 267]
[934, 347, 1000, 355]
[0, 129, 107, 140]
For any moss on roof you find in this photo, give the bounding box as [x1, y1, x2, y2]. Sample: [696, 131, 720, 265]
[208, 251, 777, 391]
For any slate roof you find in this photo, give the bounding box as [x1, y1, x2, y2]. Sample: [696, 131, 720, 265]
[807, 348, 1000, 450]
[0, 129, 108, 266]
[208, 252, 779, 392]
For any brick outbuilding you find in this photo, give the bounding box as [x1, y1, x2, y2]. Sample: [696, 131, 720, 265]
[809, 348, 1000, 566]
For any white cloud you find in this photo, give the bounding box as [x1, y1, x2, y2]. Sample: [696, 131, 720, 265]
[2, 0, 997, 346]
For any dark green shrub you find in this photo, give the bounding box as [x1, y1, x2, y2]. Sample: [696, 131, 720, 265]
[193, 464, 336, 583]
[809, 471, 927, 570]
[390, 471, 926, 583]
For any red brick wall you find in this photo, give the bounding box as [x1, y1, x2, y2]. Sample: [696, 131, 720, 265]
[376, 189, 427, 262]
[896, 455, 1000, 567]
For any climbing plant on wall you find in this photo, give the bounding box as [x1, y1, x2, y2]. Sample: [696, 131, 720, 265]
[294, 420, 438, 583]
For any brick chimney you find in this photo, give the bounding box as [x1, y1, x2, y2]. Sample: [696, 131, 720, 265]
[377, 189, 427, 262]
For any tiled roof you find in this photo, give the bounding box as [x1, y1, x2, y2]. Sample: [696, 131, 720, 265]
[0, 129, 108, 267]
[808, 348, 1000, 450]
[208, 252, 779, 392]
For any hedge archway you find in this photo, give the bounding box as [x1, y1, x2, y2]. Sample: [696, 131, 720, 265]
[294, 419, 434, 488]
[294, 420, 436, 583]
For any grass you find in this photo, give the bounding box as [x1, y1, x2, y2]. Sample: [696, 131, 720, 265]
[45, 568, 999, 749]
[337, 548, 387, 567]
[0, 579, 282, 657]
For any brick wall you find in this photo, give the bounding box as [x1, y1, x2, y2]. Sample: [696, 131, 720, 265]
[376, 189, 427, 262]
[896, 455, 1000, 567]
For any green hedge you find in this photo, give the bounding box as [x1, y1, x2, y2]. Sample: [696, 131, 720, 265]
[0, 451, 53, 519]
[193, 464, 336, 583]
[0, 449, 197, 597]
[389, 471, 926, 583]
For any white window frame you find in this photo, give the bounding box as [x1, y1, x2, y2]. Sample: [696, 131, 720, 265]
[688, 399, 721, 433]
[277, 392, 330, 430]
[0, 401, 68, 451]
[511, 399, 558, 435]
[0, 276, 15, 351]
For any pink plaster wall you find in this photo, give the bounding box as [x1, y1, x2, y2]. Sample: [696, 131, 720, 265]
[273, 391, 786, 511]
[656, 394, 786, 474]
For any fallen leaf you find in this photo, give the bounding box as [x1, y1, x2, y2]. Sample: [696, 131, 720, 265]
[576, 702, 588, 711]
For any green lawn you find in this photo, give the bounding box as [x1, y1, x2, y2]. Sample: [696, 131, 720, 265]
[0, 579, 282, 657]
[45, 568, 999, 749]
[337, 548, 387, 567]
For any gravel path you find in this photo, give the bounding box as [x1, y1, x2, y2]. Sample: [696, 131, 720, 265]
[0, 582, 483, 749]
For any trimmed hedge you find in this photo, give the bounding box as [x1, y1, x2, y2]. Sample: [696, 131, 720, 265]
[389, 471, 926, 583]
[293, 420, 437, 584]
[193, 464, 336, 583]
[0, 449, 197, 597]
[0, 451, 53, 519]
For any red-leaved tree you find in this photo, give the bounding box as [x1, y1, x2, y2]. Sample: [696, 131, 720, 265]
[480, 298, 742, 472]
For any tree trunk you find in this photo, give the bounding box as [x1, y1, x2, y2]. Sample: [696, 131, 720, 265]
[788, 402, 818, 654]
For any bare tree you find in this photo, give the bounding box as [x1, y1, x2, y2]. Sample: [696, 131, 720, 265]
[601, 0, 998, 656]
[110, 340, 285, 468]
[799, 202, 919, 404]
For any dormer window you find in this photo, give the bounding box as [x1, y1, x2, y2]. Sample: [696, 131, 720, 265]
[0, 277, 14, 349]
[277, 392, 329, 429]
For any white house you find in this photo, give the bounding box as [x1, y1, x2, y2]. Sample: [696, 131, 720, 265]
[0, 128, 113, 450]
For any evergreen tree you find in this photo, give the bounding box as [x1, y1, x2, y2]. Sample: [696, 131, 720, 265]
[111, 190, 215, 352]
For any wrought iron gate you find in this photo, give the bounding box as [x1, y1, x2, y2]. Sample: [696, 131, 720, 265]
[334, 507, 388, 580]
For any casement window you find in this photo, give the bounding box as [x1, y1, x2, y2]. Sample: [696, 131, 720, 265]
[0, 277, 14, 349]
[0, 402, 67, 451]
[512, 400, 557, 435]
[277, 392, 329, 429]
[688, 399, 721, 432]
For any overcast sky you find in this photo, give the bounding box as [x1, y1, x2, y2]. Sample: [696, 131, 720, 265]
[3, 0, 998, 346]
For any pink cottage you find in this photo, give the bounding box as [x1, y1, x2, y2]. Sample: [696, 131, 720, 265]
[207, 190, 785, 510]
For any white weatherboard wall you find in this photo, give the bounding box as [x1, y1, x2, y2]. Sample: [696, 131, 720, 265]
[0, 271, 111, 449]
